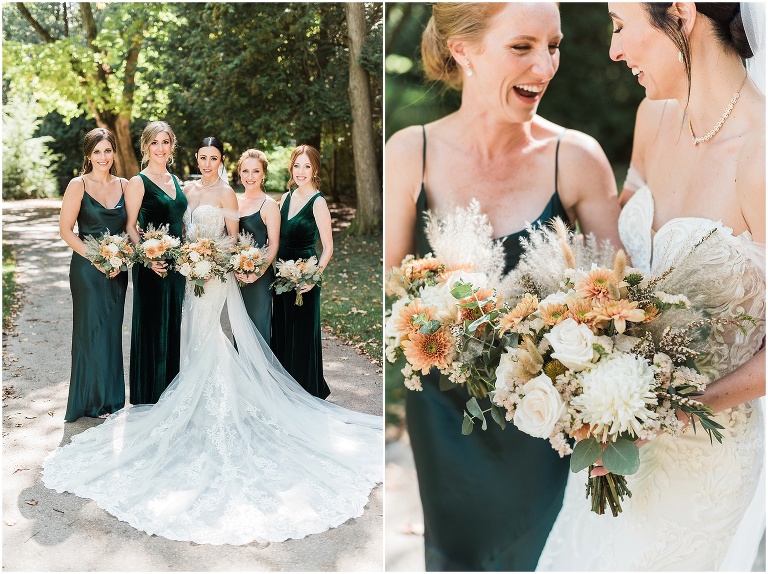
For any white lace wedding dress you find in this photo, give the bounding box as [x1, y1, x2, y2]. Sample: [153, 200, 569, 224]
[537, 179, 766, 571]
[42, 205, 383, 545]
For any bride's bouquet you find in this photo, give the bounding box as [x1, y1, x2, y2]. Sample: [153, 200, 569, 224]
[83, 231, 134, 277]
[228, 231, 270, 287]
[385, 201, 508, 399]
[476, 219, 743, 516]
[174, 237, 230, 297]
[271, 256, 322, 306]
[132, 223, 181, 278]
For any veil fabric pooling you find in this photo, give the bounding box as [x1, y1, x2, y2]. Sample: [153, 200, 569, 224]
[42, 206, 383, 545]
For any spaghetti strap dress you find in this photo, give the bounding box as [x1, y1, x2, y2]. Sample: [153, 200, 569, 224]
[129, 173, 188, 405]
[270, 191, 330, 399]
[239, 199, 275, 344]
[65, 183, 128, 421]
[406, 126, 572, 571]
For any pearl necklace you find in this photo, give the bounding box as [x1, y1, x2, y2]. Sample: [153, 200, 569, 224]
[688, 74, 748, 145]
[198, 176, 220, 189]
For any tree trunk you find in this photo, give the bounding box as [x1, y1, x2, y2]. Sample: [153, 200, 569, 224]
[344, 3, 382, 236]
[104, 114, 140, 178]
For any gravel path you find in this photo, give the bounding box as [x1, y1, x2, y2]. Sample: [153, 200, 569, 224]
[2, 199, 383, 572]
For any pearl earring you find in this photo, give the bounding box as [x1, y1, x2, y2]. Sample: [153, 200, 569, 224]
[678, 51, 684, 63]
[465, 59, 473, 77]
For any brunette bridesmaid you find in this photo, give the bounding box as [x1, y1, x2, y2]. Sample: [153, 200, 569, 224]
[235, 149, 280, 343]
[270, 145, 333, 398]
[59, 128, 129, 420]
[124, 121, 188, 405]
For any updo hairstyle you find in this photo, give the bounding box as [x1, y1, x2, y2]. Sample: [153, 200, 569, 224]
[420, 3, 505, 90]
[236, 149, 269, 191]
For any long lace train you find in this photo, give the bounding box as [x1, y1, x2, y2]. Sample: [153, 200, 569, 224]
[42, 206, 383, 545]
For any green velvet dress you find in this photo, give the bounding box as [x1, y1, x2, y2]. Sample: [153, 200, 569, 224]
[270, 191, 330, 399]
[65, 189, 128, 421]
[239, 203, 275, 344]
[406, 128, 571, 571]
[129, 173, 187, 405]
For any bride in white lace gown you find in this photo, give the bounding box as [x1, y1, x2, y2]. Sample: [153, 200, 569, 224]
[42, 204, 383, 545]
[538, 3, 765, 571]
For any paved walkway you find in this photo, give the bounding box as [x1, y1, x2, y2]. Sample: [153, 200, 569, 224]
[2, 199, 383, 572]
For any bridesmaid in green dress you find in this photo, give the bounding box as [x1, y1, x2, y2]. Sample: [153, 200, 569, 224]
[125, 121, 188, 405]
[59, 128, 129, 421]
[234, 149, 280, 343]
[384, 4, 622, 570]
[271, 145, 333, 399]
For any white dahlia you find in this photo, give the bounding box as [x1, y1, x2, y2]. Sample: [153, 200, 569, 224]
[572, 352, 658, 440]
[193, 260, 213, 277]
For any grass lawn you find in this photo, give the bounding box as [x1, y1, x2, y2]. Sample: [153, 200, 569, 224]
[3, 243, 17, 331]
[320, 230, 382, 363]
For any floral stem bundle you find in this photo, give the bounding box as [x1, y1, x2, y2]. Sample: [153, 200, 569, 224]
[228, 231, 271, 287]
[83, 231, 134, 277]
[131, 223, 181, 278]
[271, 256, 322, 306]
[174, 237, 230, 297]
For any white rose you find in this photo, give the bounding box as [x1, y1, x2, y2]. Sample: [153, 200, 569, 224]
[142, 238, 160, 250]
[105, 243, 120, 254]
[543, 318, 596, 371]
[418, 282, 456, 321]
[178, 262, 192, 277]
[193, 260, 212, 277]
[163, 235, 180, 247]
[189, 251, 201, 262]
[538, 289, 575, 308]
[513, 373, 565, 438]
[109, 256, 122, 269]
[385, 297, 411, 345]
[109, 234, 122, 243]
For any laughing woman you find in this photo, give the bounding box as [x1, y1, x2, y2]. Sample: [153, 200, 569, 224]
[235, 149, 280, 344]
[125, 121, 188, 405]
[385, 3, 622, 570]
[59, 128, 129, 421]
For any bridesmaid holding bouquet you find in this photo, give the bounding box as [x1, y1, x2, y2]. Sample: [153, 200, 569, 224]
[235, 149, 280, 344]
[58, 128, 129, 421]
[125, 121, 188, 405]
[270, 145, 333, 399]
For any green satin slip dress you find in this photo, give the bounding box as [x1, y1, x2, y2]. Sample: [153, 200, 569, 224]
[239, 200, 275, 344]
[65, 185, 128, 421]
[406, 127, 571, 571]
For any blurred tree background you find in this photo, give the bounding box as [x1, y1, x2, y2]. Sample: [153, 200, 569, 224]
[2, 2, 383, 235]
[384, 3, 646, 433]
[385, 2, 645, 184]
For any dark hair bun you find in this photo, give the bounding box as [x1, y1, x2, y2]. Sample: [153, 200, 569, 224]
[728, 11, 754, 58]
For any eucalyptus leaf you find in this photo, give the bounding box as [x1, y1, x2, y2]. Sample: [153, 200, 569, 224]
[570, 438, 602, 473]
[467, 315, 489, 333]
[602, 439, 640, 475]
[466, 397, 483, 419]
[490, 403, 507, 430]
[462, 413, 474, 435]
[419, 320, 442, 334]
[450, 281, 475, 300]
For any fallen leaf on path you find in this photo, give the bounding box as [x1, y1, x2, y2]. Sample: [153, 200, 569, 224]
[53, 508, 64, 514]
[24, 416, 36, 419]
[47, 410, 54, 416]
[13, 467, 29, 473]
[24, 500, 38, 506]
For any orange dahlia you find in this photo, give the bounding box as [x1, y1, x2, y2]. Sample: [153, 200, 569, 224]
[576, 267, 620, 303]
[394, 299, 436, 337]
[539, 303, 569, 326]
[589, 300, 646, 334]
[457, 288, 496, 323]
[401, 328, 456, 374]
[499, 294, 538, 334]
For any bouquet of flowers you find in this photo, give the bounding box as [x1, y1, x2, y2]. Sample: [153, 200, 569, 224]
[385, 200, 508, 400]
[474, 219, 744, 516]
[174, 237, 230, 297]
[228, 231, 271, 287]
[132, 223, 181, 278]
[83, 231, 134, 277]
[271, 256, 322, 306]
